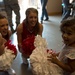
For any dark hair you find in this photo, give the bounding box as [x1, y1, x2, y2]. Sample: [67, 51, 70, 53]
[0, 14, 9, 41]
[0, 14, 6, 19]
[25, 8, 39, 35]
[60, 18, 75, 32]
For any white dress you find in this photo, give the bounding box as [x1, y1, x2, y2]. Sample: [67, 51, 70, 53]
[30, 47, 64, 75]
[0, 47, 16, 71]
[30, 35, 63, 75]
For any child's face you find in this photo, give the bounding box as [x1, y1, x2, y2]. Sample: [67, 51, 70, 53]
[62, 28, 75, 46]
[0, 18, 9, 36]
[27, 12, 38, 27]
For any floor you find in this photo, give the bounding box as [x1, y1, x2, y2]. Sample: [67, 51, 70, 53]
[0, 1, 63, 75]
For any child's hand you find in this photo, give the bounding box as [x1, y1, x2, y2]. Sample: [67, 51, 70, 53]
[47, 55, 59, 64]
[47, 49, 57, 57]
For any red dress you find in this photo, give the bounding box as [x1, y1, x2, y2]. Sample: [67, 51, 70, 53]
[22, 20, 36, 56]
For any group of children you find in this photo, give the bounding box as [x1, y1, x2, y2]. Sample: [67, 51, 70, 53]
[0, 7, 75, 75]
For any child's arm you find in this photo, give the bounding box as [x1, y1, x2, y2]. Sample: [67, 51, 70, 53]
[68, 59, 75, 72]
[52, 52, 60, 57]
[47, 55, 72, 72]
[47, 49, 60, 57]
[17, 24, 23, 52]
[38, 23, 43, 36]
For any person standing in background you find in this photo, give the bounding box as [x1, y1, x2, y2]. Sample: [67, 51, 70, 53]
[3, 0, 20, 33]
[71, 0, 75, 17]
[40, 0, 49, 24]
[61, 0, 71, 22]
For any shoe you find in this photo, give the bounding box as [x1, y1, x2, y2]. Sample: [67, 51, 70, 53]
[7, 68, 16, 75]
[22, 56, 28, 64]
[44, 18, 49, 21]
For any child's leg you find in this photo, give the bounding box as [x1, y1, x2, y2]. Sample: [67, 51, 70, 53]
[22, 56, 28, 64]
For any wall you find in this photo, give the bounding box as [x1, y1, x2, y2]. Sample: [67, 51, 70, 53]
[47, 0, 62, 15]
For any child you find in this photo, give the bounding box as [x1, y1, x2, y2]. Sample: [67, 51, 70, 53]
[0, 33, 17, 75]
[17, 8, 43, 64]
[30, 18, 75, 75]
[0, 14, 12, 41]
[47, 18, 75, 75]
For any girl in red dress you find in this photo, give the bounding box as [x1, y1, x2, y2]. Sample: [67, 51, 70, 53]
[17, 8, 43, 64]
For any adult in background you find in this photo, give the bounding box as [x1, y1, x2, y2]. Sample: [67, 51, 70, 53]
[40, 0, 49, 24]
[61, 0, 71, 22]
[71, 0, 75, 17]
[3, 0, 20, 33]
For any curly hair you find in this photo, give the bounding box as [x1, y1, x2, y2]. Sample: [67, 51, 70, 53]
[60, 18, 75, 32]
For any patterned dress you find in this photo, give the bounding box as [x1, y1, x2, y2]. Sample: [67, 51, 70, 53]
[58, 45, 75, 75]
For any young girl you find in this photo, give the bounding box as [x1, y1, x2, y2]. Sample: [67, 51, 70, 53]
[30, 18, 75, 75]
[17, 8, 43, 64]
[47, 18, 75, 75]
[0, 14, 12, 41]
[0, 33, 17, 75]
